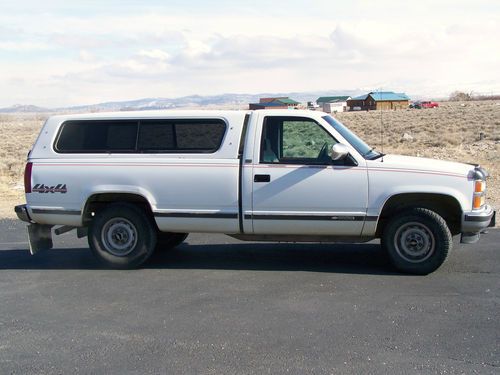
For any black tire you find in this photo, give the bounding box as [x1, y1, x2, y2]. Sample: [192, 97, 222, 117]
[88, 203, 157, 269]
[381, 208, 452, 275]
[155, 232, 188, 251]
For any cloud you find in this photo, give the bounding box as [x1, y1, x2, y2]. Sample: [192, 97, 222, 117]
[138, 49, 171, 61]
[0, 1, 499, 106]
[0, 41, 52, 51]
[78, 50, 95, 62]
[50, 33, 117, 50]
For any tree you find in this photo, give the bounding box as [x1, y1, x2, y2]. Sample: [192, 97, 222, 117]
[449, 91, 472, 101]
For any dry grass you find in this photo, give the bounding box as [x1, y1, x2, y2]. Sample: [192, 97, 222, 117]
[0, 113, 48, 218]
[0, 101, 498, 224]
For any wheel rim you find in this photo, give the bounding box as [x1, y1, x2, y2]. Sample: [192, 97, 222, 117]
[393, 222, 435, 263]
[101, 217, 138, 257]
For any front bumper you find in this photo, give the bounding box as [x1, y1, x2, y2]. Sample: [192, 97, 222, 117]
[462, 205, 496, 232]
[461, 205, 496, 244]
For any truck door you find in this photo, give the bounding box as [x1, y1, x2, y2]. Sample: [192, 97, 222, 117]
[250, 115, 368, 236]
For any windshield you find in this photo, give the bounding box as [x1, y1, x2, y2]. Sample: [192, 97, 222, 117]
[322, 115, 381, 160]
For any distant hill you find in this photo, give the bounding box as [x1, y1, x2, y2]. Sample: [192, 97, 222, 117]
[0, 90, 365, 113]
[0, 104, 51, 113]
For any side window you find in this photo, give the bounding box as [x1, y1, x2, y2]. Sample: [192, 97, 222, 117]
[260, 116, 338, 164]
[55, 119, 226, 153]
[175, 121, 225, 151]
[55, 120, 138, 152]
[106, 123, 137, 150]
[138, 122, 176, 151]
[138, 120, 226, 153]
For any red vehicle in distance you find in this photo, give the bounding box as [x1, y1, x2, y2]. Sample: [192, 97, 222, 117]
[421, 101, 439, 108]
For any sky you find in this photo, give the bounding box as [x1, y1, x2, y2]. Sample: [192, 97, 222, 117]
[1, 0, 499, 107]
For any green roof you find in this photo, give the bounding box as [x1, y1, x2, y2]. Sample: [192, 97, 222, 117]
[275, 98, 300, 105]
[316, 96, 350, 104]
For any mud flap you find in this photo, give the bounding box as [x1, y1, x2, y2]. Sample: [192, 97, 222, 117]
[27, 224, 53, 255]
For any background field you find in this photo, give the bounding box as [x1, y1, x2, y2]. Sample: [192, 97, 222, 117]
[0, 101, 498, 222]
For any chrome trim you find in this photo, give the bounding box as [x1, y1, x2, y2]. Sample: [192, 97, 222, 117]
[470, 165, 489, 180]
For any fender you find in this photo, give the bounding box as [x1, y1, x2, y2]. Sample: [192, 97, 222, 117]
[368, 184, 470, 218]
[361, 185, 468, 237]
[81, 185, 158, 217]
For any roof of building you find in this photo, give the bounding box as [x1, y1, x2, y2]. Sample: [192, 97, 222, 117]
[349, 91, 410, 102]
[368, 91, 410, 101]
[316, 96, 351, 103]
[395, 92, 411, 100]
[249, 101, 289, 108]
[276, 98, 300, 105]
[256, 97, 300, 106]
[350, 94, 369, 101]
[259, 97, 287, 103]
[259, 96, 300, 105]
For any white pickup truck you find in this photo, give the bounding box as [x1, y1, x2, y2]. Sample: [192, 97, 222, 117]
[15, 110, 495, 274]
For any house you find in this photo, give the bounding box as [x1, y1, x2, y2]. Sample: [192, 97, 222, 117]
[249, 97, 301, 110]
[347, 92, 410, 111]
[316, 96, 351, 113]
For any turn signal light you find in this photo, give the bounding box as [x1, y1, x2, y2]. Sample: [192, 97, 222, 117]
[473, 195, 485, 209]
[474, 180, 485, 193]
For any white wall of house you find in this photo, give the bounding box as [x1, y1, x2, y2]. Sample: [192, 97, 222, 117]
[322, 101, 348, 113]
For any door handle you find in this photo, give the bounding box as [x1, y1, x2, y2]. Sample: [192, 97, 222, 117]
[254, 174, 271, 183]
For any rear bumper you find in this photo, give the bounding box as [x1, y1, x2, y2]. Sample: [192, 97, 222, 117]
[15, 204, 33, 223]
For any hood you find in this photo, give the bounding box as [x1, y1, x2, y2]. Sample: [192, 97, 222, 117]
[368, 154, 473, 177]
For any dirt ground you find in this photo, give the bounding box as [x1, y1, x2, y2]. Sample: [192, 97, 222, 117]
[1, 101, 498, 224]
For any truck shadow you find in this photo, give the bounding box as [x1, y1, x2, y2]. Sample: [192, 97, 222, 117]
[0, 242, 397, 275]
[151, 242, 394, 275]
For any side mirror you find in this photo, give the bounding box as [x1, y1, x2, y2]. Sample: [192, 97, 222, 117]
[331, 143, 349, 161]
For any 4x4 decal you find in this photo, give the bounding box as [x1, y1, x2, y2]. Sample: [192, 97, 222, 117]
[32, 184, 67, 194]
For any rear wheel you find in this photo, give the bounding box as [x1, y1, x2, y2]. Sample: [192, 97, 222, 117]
[382, 208, 452, 274]
[88, 203, 156, 269]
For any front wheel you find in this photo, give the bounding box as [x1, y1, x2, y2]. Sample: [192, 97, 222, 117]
[381, 208, 452, 275]
[88, 203, 157, 269]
